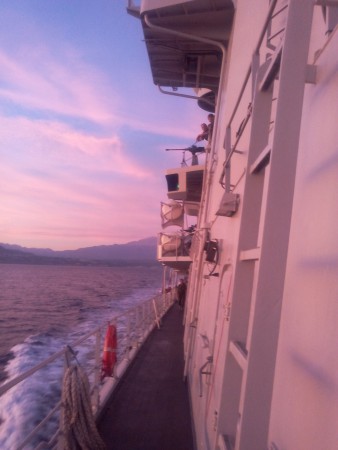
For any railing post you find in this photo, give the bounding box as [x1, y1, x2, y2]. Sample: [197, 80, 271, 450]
[251, 51, 260, 99]
[225, 126, 231, 192]
[145, 300, 149, 330]
[142, 302, 146, 338]
[126, 312, 131, 360]
[135, 305, 139, 346]
[139, 305, 143, 343]
[162, 265, 167, 307]
[57, 348, 71, 450]
[130, 309, 136, 350]
[162, 291, 166, 312]
[93, 329, 102, 413]
[147, 300, 152, 329]
[153, 298, 161, 329]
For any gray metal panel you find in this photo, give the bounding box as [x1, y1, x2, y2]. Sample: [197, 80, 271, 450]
[139, 0, 235, 88]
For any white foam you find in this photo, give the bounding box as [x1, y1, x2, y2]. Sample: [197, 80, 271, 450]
[0, 284, 161, 449]
[0, 335, 64, 449]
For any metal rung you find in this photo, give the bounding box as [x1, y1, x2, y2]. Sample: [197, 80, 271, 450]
[259, 40, 283, 91]
[250, 145, 271, 174]
[229, 341, 247, 370]
[240, 248, 260, 261]
[267, 27, 285, 42]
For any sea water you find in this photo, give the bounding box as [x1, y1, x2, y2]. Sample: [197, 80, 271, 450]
[0, 263, 163, 449]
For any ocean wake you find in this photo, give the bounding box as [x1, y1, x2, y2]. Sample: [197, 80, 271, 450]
[0, 283, 161, 449]
[0, 334, 64, 449]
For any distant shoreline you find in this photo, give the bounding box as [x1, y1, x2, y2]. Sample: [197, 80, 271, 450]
[0, 259, 159, 267]
[0, 237, 158, 267]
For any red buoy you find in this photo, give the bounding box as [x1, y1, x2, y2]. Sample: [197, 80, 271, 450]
[101, 324, 117, 380]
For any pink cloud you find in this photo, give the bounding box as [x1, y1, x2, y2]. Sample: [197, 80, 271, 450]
[0, 47, 118, 124]
[0, 44, 205, 142]
[0, 12, 206, 250]
[0, 114, 165, 249]
[0, 115, 152, 179]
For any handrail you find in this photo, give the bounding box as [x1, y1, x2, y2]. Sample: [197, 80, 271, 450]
[0, 297, 162, 396]
[225, 0, 279, 131]
[223, 103, 252, 174]
[0, 292, 173, 449]
[159, 231, 193, 259]
[16, 402, 61, 450]
[220, 0, 281, 190]
[158, 85, 215, 109]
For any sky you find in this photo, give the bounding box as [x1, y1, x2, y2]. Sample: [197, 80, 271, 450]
[0, 1, 206, 250]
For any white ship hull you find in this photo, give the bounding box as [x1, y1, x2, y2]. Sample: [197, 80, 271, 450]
[135, 1, 338, 449]
[2, 2, 337, 449]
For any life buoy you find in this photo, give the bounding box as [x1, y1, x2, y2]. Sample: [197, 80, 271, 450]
[101, 324, 117, 380]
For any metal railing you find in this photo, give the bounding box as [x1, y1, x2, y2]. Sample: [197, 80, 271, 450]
[0, 292, 174, 450]
[158, 232, 193, 259]
[219, 0, 288, 191]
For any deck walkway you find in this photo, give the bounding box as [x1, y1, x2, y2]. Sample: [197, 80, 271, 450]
[98, 303, 195, 450]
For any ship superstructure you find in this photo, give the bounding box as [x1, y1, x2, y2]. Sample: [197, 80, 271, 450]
[130, 1, 338, 449]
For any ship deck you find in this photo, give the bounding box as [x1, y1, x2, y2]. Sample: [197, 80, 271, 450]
[98, 303, 195, 450]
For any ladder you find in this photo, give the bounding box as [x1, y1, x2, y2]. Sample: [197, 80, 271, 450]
[217, 1, 316, 449]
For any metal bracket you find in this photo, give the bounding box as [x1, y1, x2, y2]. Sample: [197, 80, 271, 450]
[199, 333, 210, 349]
[199, 356, 213, 397]
[216, 192, 240, 217]
[305, 64, 317, 84]
[190, 318, 198, 328]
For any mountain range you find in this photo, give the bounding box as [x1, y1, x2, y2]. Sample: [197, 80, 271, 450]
[0, 237, 158, 266]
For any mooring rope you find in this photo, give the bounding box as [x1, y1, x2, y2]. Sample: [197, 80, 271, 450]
[61, 365, 106, 450]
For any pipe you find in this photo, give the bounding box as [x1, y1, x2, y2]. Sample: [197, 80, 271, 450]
[158, 85, 202, 101]
[158, 85, 215, 109]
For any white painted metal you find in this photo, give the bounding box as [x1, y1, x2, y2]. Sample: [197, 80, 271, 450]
[232, 2, 315, 448]
[142, 0, 338, 449]
[268, 11, 338, 450]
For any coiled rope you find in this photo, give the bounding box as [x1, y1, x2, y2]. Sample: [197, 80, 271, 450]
[61, 364, 106, 450]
